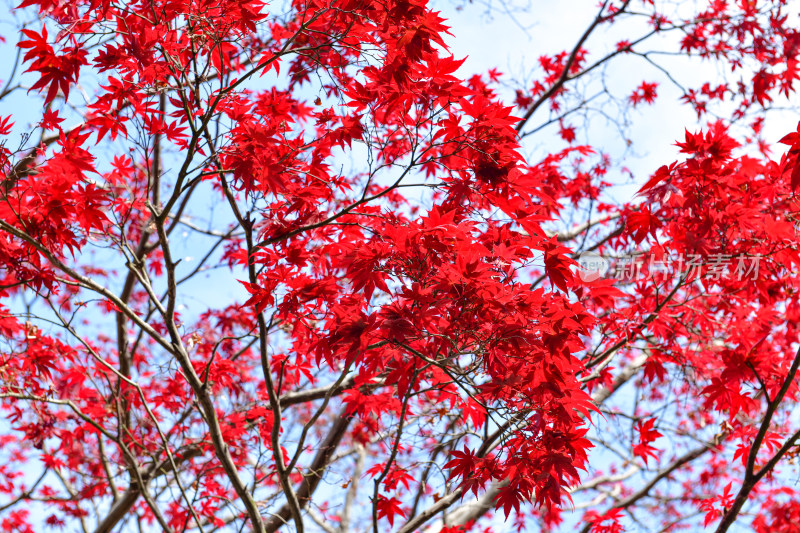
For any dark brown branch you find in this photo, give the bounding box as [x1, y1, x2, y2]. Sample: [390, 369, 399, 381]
[263, 413, 354, 533]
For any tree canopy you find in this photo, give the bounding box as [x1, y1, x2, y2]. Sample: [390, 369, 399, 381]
[2, 0, 800, 532]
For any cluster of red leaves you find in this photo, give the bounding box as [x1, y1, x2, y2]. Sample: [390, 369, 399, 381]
[0, 0, 600, 529]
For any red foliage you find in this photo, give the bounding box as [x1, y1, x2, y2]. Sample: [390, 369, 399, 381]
[2, 0, 800, 532]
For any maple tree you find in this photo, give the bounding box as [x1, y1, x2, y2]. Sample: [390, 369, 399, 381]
[3, 0, 800, 531]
